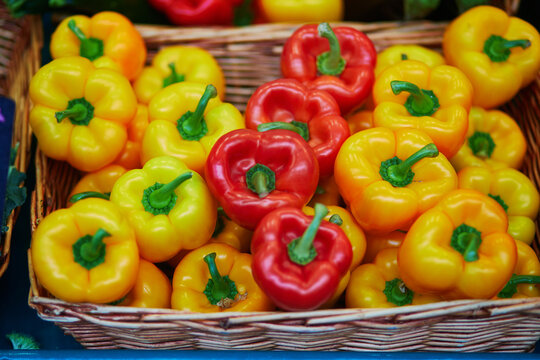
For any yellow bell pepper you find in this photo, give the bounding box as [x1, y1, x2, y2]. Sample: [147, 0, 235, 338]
[363, 231, 405, 264]
[496, 240, 540, 299]
[346, 248, 441, 308]
[117, 259, 172, 308]
[346, 110, 373, 135]
[372, 60, 473, 158]
[133, 46, 225, 105]
[50, 12, 147, 81]
[375, 45, 446, 77]
[457, 166, 539, 245]
[113, 104, 149, 170]
[443, 5, 540, 108]
[308, 176, 342, 207]
[171, 243, 274, 312]
[209, 207, 252, 253]
[334, 127, 457, 235]
[257, 0, 343, 23]
[399, 189, 517, 300]
[141, 83, 244, 175]
[450, 107, 527, 172]
[67, 165, 127, 207]
[29, 57, 137, 172]
[30, 198, 139, 303]
[110, 156, 216, 263]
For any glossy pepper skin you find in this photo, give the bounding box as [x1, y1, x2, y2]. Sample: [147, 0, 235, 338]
[450, 107, 527, 172]
[205, 128, 319, 230]
[251, 204, 352, 311]
[373, 60, 473, 159]
[113, 104, 149, 170]
[308, 176, 342, 208]
[171, 243, 274, 312]
[210, 207, 253, 253]
[245, 78, 349, 178]
[110, 156, 216, 263]
[141, 83, 244, 175]
[375, 45, 446, 77]
[363, 231, 405, 264]
[281, 23, 377, 115]
[346, 248, 440, 308]
[30, 57, 137, 172]
[31, 198, 139, 303]
[67, 165, 127, 207]
[133, 46, 225, 105]
[50, 12, 146, 81]
[443, 6, 540, 109]
[257, 0, 343, 23]
[399, 189, 517, 300]
[334, 127, 458, 235]
[496, 240, 540, 299]
[458, 166, 540, 245]
[346, 110, 373, 134]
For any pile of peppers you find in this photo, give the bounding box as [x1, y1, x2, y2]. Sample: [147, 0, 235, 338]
[29, 5, 540, 313]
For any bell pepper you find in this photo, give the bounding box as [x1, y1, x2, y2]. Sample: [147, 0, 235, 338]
[346, 248, 441, 308]
[245, 78, 349, 178]
[141, 83, 244, 175]
[50, 12, 147, 81]
[372, 60, 473, 158]
[110, 156, 216, 263]
[210, 207, 253, 253]
[363, 231, 405, 264]
[116, 259, 172, 308]
[29, 57, 137, 173]
[257, 0, 343, 23]
[399, 189, 517, 299]
[133, 46, 225, 105]
[308, 175, 342, 207]
[457, 166, 540, 245]
[205, 128, 319, 230]
[346, 110, 373, 134]
[67, 165, 127, 207]
[334, 127, 458, 235]
[443, 5, 540, 109]
[375, 45, 446, 77]
[281, 22, 377, 115]
[496, 240, 540, 299]
[30, 198, 139, 303]
[303, 205, 366, 308]
[450, 107, 527, 172]
[113, 104, 149, 170]
[171, 243, 274, 312]
[251, 203, 352, 311]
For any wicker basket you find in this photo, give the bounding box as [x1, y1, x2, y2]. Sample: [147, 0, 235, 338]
[0, 6, 42, 278]
[28, 17, 540, 352]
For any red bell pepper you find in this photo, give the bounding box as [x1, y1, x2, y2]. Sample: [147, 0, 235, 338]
[205, 128, 319, 230]
[251, 203, 352, 311]
[281, 22, 377, 115]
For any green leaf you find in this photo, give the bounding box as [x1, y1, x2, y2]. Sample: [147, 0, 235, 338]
[6, 332, 40, 350]
[404, 0, 441, 20]
[2, 165, 27, 234]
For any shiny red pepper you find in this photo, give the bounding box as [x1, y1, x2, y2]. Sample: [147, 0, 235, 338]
[251, 203, 352, 311]
[245, 78, 350, 178]
[205, 128, 319, 230]
[281, 22, 377, 115]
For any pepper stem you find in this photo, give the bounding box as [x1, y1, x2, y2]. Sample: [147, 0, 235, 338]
[162, 63, 185, 88]
[329, 214, 343, 226]
[177, 84, 216, 141]
[288, 203, 328, 265]
[142, 172, 193, 215]
[72, 228, 110, 270]
[233, 0, 254, 26]
[498, 274, 540, 298]
[316, 23, 346, 76]
[380, 144, 439, 187]
[203, 252, 238, 306]
[383, 278, 414, 306]
[484, 35, 531, 63]
[69, 191, 110, 203]
[468, 131, 496, 158]
[67, 19, 104, 61]
[55, 98, 94, 126]
[245, 164, 275, 198]
[257, 121, 310, 141]
[391, 80, 440, 117]
[450, 224, 482, 262]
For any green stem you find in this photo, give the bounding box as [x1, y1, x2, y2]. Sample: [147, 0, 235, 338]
[316, 23, 346, 76]
[69, 191, 110, 203]
[379, 144, 439, 187]
[391, 80, 440, 117]
[55, 98, 94, 126]
[450, 224, 482, 262]
[68, 19, 104, 61]
[142, 172, 193, 215]
[468, 131, 495, 158]
[177, 84, 216, 141]
[257, 121, 310, 141]
[203, 252, 238, 305]
[488, 194, 508, 213]
[287, 203, 328, 265]
[484, 35, 531, 63]
[162, 63, 185, 88]
[401, 53, 408, 60]
[329, 214, 343, 226]
[245, 164, 275, 198]
[383, 278, 414, 306]
[72, 228, 110, 270]
[498, 274, 540, 298]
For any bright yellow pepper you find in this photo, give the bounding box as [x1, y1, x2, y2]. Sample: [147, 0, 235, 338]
[496, 240, 540, 299]
[399, 189, 517, 300]
[171, 243, 274, 312]
[346, 248, 441, 308]
[117, 259, 172, 308]
[372, 60, 473, 158]
[133, 46, 225, 105]
[308, 176, 342, 207]
[346, 110, 373, 135]
[29, 57, 137, 172]
[443, 5, 540, 109]
[457, 166, 539, 245]
[450, 107, 527, 172]
[67, 165, 127, 207]
[363, 231, 405, 264]
[141, 83, 244, 175]
[209, 207, 252, 253]
[50, 12, 147, 81]
[257, 0, 343, 23]
[113, 104, 149, 170]
[375, 45, 446, 77]
[110, 156, 216, 263]
[30, 198, 139, 303]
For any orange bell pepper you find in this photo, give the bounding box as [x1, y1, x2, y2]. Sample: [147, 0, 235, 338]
[346, 110, 373, 135]
[496, 240, 540, 299]
[308, 176, 342, 207]
[67, 165, 127, 207]
[113, 104, 149, 170]
[363, 231, 405, 264]
[209, 207, 252, 253]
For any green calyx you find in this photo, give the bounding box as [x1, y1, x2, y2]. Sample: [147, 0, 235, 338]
[489, 194, 509, 213]
[203, 252, 238, 306]
[287, 203, 328, 266]
[483, 35, 531, 63]
[257, 121, 310, 141]
[55, 98, 94, 126]
[329, 214, 343, 226]
[498, 274, 540, 298]
[68, 19, 104, 61]
[468, 131, 495, 158]
[383, 278, 414, 306]
[142, 172, 193, 215]
[391, 80, 440, 117]
[401, 53, 408, 60]
[73, 228, 110, 270]
[316, 22, 346, 76]
[69, 191, 110, 203]
[380, 143, 439, 187]
[450, 224, 482, 262]
[245, 164, 275, 198]
[162, 63, 185, 88]
[233, 0, 254, 26]
[212, 207, 230, 238]
[176, 84, 216, 141]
